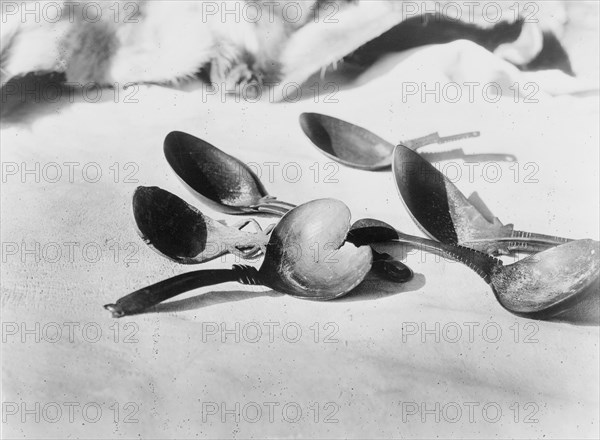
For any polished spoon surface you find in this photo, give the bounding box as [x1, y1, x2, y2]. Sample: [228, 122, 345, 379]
[348, 219, 599, 317]
[164, 131, 295, 216]
[299, 112, 496, 170]
[105, 199, 374, 317]
[392, 143, 574, 255]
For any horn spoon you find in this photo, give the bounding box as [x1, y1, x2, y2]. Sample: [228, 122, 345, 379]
[298, 112, 504, 171]
[164, 131, 296, 216]
[104, 199, 374, 317]
[133, 186, 413, 282]
[348, 219, 599, 318]
[133, 186, 271, 264]
[392, 143, 574, 255]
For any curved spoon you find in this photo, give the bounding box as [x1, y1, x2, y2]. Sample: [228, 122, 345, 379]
[299, 112, 495, 171]
[134, 186, 412, 282]
[348, 219, 600, 318]
[164, 131, 296, 216]
[392, 143, 574, 255]
[104, 199, 374, 317]
[133, 186, 271, 264]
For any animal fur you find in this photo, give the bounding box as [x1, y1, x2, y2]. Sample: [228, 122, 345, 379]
[1, 1, 355, 88]
[0, 1, 568, 95]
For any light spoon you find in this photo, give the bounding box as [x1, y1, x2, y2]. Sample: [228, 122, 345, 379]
[299, 112, 501, 170]
[348, 218, 599, 318]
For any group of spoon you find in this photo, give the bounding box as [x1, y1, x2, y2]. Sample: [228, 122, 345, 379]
[104, 116, 599, 321]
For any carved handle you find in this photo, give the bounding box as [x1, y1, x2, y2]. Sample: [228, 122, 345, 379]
[104, 266, 260, 318]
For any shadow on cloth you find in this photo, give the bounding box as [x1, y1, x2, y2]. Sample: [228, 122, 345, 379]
[519, 276, 600, 326]
[0, 72, 143, 126]
[149, 272, 425, 315]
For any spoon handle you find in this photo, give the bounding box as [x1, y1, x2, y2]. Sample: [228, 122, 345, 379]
[253, 198, 297, 216]
[402, 131, 480, 151]
[511, 230, 572, 245]
[104, 266, 261, 318]
[462, 237, 564, 255]
[395, 232, 501, 282]
[261, 199, 297, 211]
[255, 204, 293, 216]
[419, 151, 517, 163]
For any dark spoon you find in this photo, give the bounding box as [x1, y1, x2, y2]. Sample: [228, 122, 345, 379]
[104, 199, 375, 317]
[299, 112, 500, 171]
[133, 186, 271, 264]
[392, 143, 574, 255]
[164, 131, 296, 216]
[348, 219, 600, 318]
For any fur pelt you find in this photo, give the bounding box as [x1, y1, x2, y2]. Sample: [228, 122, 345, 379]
[0, 1, 567, 93]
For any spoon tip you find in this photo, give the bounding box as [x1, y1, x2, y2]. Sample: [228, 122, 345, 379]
[104, 304, 125, 318]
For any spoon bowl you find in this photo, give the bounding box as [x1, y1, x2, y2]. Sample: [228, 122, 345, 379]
[164, 131, 295, 215]
[133, 186, 270, 264]
[299, 112, 395, 170]
[259, 198, 373, 298]
[490, 239, 599, 314]
[164, 130, 267, 214]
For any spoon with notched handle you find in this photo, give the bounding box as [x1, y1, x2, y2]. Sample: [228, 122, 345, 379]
[105, 199, 375, 317]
